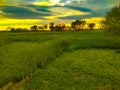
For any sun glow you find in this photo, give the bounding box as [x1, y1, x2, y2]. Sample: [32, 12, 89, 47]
[50, 0, 60, 4]
[0, 18, 42, 30]
[33, 0, 61, 6]
[33, 2, 50, 6]
[85, 17, 104, 29]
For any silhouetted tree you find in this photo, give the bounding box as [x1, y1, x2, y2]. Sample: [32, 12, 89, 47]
[33, 25, 38, 31]
[30, 25, 38, 31]
[10, 27, 29, 32]
[71, 20, 80, 30]
[103, 4, 120, 36]
[11, 28, 15, 32]
[55, 24, 60, 31]
[38, 26, 43, 30]
[49, 22, 54, 31]
[80, 20, 86, 30]
[43, 24, 48, 30]
[71, 19, 86, 30]
[62, 24, 66, 31]
[88, 23, 95, 30]
[71, 21, 76, 30]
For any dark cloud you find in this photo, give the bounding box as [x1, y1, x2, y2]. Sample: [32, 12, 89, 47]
[1, 6, 52, 19]
[64, 5, 92, 12]
[58, 8, 110, 20]
[25, 5, 52, 13]
[0, 0, 119, 20]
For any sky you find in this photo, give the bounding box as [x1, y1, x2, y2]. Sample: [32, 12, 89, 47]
[0, 0, 119, 30]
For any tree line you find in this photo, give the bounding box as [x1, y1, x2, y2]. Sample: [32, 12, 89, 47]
[49, 20, 96, 31]
[8, 19, 98, 32]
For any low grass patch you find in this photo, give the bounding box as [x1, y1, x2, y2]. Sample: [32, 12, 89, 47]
[26, 49, 120, 90]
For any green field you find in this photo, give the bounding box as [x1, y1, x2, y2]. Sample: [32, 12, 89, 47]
[0, 31, 120, 90]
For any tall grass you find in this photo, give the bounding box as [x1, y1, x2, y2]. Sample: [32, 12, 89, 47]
[0, 37, 72, 88]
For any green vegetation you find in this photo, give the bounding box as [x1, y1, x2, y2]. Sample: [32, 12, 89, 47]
[0, 31, 120, 90]
[102, 4, 120, 51]
[0, 40, 71, 87]
[0, 32, 72, 87]
[26, 49, 120, 90]
[103, 4, 120, 36]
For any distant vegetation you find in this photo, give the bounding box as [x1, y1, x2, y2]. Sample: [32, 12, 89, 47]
[3, 19, 100, 32]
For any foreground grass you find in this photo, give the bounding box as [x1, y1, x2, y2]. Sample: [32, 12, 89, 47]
[26, 49, 120, 90]
[0, 32, 65, 46]
[0, 38, 72, 88]
[0, 31, 120, 89]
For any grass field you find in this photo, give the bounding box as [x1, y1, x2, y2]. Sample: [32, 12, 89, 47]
[0, 31, 120, 90]
[26, 49, 120, 90]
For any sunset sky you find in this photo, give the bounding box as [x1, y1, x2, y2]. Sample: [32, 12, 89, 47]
[0, 0, 119, 30]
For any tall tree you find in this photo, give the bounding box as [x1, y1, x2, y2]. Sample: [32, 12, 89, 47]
[43, 24, 48, 30]
[71, 19, 86, 30]
[49, 22, 54, 31]
[80, 20, 86, 30]
[10, 28, 15, 32]
[71, 21, 76, 30]
[88, 23, 95, 30]
[71, 20, 81, 30]
[103, 4, 120, 36]
[30, 25, 38, 31]
[55, 24, 64, 31]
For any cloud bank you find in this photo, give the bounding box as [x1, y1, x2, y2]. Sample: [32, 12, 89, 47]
[0, 0, 119, 28]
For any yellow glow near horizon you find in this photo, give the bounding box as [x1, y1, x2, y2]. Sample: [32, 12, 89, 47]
[85, 17, 104, 29]
[0, 17, 104, 30]
[0, 18, 41, 24]
[0, 18, 42, 30]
